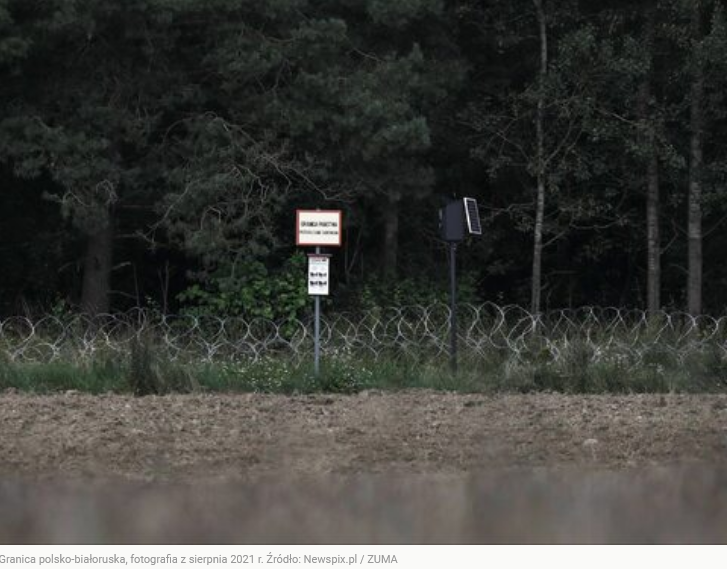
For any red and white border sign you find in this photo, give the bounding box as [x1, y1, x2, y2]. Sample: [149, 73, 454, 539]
[296, 210, 343, 247]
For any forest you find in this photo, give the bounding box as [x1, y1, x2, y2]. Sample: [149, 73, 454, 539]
[1, 0, 726, 319]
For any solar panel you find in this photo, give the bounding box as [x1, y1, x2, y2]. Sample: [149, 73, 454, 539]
[463, 198, 482, 235]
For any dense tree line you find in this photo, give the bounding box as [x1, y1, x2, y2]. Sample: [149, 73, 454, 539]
[1, 0, 727, 317]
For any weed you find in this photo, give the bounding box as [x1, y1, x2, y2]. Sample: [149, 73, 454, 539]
[128, 335, 197, 396]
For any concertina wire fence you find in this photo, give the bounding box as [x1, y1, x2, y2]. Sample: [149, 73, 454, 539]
[2, 303, 727, 368]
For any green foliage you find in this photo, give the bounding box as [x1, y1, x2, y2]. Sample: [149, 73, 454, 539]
[0, 2, 31, 66]
[366, 0, 443, 28]
[5, 0, 727, 313]
[178, 252, 308, 324]
[0, 359, 125, 394]
[356, 272, 479, 310]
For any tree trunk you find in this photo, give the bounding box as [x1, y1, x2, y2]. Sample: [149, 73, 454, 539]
[639, 17, 661, 316]
[382, 194, 399, 279]
[532, 177, 545, 314]
[81, 215, 114, 315]
[531, 0, 547, 314]
[646, 147, 660, 314]
[688, 2, 704, 316]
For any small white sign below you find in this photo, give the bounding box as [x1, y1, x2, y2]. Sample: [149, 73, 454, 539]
[308, 255, 330, 296]
[296, 210, 343, 247]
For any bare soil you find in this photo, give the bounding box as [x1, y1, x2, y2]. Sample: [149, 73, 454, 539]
[2, 391, 727, 543]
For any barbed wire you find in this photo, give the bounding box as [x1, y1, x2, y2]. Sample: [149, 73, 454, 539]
[1, 304, 726, 366]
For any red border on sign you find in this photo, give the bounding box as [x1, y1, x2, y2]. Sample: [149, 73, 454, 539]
[296, 209, 343, 247]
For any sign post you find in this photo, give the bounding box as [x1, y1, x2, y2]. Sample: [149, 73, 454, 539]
[439, 198, 481, 375]
[314, 249, 321, 377]
[308, 250, 331, 376]
[297, 209, 342, 377]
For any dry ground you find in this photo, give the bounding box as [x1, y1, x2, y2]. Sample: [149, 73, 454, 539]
[2, 391, 727, 543]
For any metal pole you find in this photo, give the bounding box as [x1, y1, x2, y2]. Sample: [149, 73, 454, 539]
[449, 242, 457, 374]
[314, 246, 321, 377]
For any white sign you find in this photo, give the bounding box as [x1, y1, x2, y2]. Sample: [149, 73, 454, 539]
[308, 255, 330, 296]
[296, 210, 343, 247]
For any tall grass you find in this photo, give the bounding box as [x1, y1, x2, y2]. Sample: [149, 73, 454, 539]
[2, 338, 727, 395]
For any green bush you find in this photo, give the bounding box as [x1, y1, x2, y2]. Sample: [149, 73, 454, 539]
[178, 252, 309, 328]
[355, 273, 480, 310]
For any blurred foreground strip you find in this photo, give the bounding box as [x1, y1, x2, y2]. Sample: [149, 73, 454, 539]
[1, 467, 727, 544]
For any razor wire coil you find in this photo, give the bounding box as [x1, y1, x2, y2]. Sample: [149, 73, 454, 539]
[1, 304, 726, 366]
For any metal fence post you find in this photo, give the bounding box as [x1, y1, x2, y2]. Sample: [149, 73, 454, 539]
[450, 242, 457, 374]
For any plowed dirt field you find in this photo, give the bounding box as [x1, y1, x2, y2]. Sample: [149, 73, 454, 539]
[2, 391, 727, 543]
